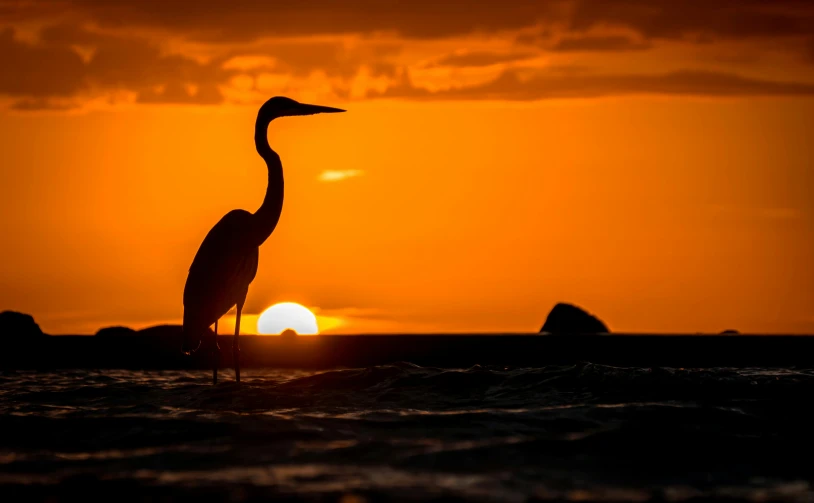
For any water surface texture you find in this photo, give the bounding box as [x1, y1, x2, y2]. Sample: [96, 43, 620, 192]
[2, 364, 814, 502]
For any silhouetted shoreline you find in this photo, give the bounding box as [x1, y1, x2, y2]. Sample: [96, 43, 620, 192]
[2, 333, 814, 370]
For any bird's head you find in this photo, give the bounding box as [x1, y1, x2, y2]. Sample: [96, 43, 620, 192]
[257, 96, 345, 125]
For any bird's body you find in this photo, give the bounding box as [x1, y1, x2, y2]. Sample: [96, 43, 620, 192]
[182, 96, 344, 384]
[183, 210, 259, 331]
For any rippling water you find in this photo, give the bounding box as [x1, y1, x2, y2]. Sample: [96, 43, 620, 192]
[2, 363, 814, 502]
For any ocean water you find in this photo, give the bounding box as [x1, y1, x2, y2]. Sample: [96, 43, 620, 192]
[2, 363, 814, 502]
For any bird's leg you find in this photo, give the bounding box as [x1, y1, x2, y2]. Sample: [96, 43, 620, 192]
[234, 299, 244, 383]
[212, 320, 219, 385]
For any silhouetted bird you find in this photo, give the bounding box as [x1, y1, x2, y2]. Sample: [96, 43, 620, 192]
[182, 97, 345, 384]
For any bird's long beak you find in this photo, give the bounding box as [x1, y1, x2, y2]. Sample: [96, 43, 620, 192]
[289, 103, 346, 116]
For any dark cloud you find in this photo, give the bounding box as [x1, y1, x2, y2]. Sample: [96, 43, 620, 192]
[2, 1, 814, 108]
[369, 62, 398, 77]
[43, 24, 230, 97]
[5, 0, 811, 43]
[375, 68, 814, 101]
[515, 30, 554, 46]
[259, 41, 397, 78]
[428, 51, 536, 68]
[137, 82, 223, 105]
[0, 27, 86, 97]
[16, 0, 566, 41]
[3, 0, 813, 43]
[218, 41, 399, 82]
[0, 21, 399, 108]
[10, 97, 77, 111]
[570, 0, 814, 41]
[550, 35, 650, 52]
[268, 42, 351, 77]
[0, 24, 231, 107]
[0, 0, 55, 22]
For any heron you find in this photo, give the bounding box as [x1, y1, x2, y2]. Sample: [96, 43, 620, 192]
[182, 96, 345, 384]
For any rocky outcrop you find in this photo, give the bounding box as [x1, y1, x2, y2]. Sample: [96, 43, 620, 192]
[0, 311, 45, 337]
[94, 324, 215, 356]
[95, 325, 215, 337]
[139, 325, 185, 337]
[95, 326, 138, 337]
[540, 303, 609, 334]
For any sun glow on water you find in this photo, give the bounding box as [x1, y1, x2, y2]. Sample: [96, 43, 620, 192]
[257, 302, 319, 335]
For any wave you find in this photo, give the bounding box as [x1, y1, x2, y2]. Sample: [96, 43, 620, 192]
[2, 363, 814, 501]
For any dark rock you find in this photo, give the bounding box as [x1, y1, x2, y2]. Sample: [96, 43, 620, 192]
[95, 325, 214, 356]
[96, 325, 213, 338]
[281, 329, 298, 340]
[139, 325, 186, 354]
[540, 303, 609, 334]
[139, 324, 183, 337]
[95, 326, 138, 337]
[139, 324, 215, 337]
[0, 311, 45, 337]
[96, 325, 211, 337]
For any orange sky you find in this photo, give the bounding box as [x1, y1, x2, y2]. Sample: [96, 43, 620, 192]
[1, 1, 813, 334]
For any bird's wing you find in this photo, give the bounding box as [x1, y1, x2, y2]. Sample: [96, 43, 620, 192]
[183, 209, 260, 325]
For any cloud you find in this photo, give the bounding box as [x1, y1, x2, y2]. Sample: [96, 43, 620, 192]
[9, 0, 565, 41]
[569, 0, 814, 41]
[0, 22, 402, 109]
[318, 169, 364, 182]
[9, 97, 78, 111]
[550, 35, 650, 52]
[4, 0, 811, 43]
[2, 1, 814, 110]
[428, 51, 537, 68]
[0, 27, 86, 97]
[0, 24, 232, 108]
[42, 24, 231, 104]
[251, 41, 399, 78]
[374, 68, 814, 101]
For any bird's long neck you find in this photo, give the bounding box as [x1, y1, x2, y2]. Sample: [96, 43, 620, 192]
[252, 116, 284, 245]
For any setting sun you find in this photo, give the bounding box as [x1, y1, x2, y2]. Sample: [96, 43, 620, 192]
[257, 302, 319, 335]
